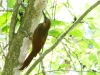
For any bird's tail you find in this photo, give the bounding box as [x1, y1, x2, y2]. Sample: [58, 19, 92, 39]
[19, 49, 36, 70]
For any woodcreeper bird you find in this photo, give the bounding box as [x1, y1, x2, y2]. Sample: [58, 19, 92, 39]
[19, 11, 51, 70]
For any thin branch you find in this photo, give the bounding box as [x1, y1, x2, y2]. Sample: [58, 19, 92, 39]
[61, 41, 77, 70]
[0, 42, 6, 58]
[38, 52, 46, 75]
[25, 1, 100, 74]
[40, 60, 46, 75]
[9, 1, 20, 42]
[64, 38, 82, 70]
[0, 9, 13, 12]
[52, 0, 57, 20]
[34, 69, 100, 75]
[63, 41, 83, 75]
[63, 2, 74, 17]
[53, 0, 57, 20]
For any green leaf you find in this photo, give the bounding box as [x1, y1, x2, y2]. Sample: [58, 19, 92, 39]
[70, 29, 83, 37]
[87, 71, 96, 75]
[79, 40, 88, 52]
[8, 0, 15, 8]
[2, 25, 9, 33]
[88, 53, 96, 62]
[49, 29, 62, 37]
[89, 39, 100, 50]
[58, 63, 68, 69]
[51, 20, 66, 27]
[87, 17, 94, 20]
[0, 12, 12, 27]
[93, 29, 100, 37]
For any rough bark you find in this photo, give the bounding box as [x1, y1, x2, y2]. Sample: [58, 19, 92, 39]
[2, 0, 48, 75]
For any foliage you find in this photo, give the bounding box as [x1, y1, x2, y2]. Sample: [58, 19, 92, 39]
[0, 0, 100, 75]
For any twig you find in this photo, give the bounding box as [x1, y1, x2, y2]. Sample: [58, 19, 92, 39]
[38, 52, 46, 75]
[40, 60, 46, 75]
[61, 41, 77, 70]
[34, 69, 100, 75]
[0, 42, 6, 58]
[0, 9, 13, 12]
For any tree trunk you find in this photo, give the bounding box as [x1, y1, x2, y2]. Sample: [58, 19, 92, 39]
[2, 0, 48, 75]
